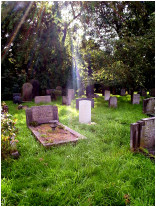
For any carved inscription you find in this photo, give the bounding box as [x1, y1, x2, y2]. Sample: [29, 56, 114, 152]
[32, 106, 54, 124]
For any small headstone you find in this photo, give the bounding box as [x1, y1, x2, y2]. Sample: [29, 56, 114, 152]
[109, 97, 117, 108]
[22, 82, 33, 101]
[26, 105, 59, 126]
[76, 98, 94, 110]
[132, 94, 140, 104]
[120, 89, 125, 96]
[62, 96, 70, 105]
[104, 90, 110, 101]
[79, 100, 91, 124]
[130, 117, 155, 155]
[34, 96, 51, 104]
[143, 97, 155, 114]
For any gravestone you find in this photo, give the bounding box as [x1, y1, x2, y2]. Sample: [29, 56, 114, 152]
[46, 89, 53, 95]
[67, 89, 75, 104]
[30, 79, 40, 98]
[109, 97, 117, 108]
[120, 89, 125, 96]
[62, 96, 70, 105]
[13, 95, 22, 104]
[22, 82, 33, 101]
[104, 90, 110, 101]
[76, 98, 94, 110]
[34, 96, 51, 104]
[56, 86, 62, 91]
[13, 93, 21, 97]
[132, 94, 140, 104]
[130, 117, 155, 155]
[79, 100, 91, 124]
[26, 105, 59, 126]
[143, 97, 155, 115]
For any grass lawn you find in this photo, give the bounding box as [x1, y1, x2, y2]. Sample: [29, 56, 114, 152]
[1, 95, 155, 206]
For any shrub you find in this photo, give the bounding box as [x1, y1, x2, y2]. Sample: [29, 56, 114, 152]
[1, 113, 18, 159]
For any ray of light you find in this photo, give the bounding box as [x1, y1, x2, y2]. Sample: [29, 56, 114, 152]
[2, 1, 33, 62]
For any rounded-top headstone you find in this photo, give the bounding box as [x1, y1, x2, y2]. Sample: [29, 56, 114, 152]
[22, 82, 33, 101]
[79, 100, 91, 124]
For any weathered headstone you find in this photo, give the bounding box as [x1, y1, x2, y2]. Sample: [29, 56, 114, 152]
[79, 100, 91, 124]
[109, 97, 117, 108]
[143, 97, 155, 115]
[62, 96, 70, 105]
[34, 96, 51, 104]
[22, 82, 33, 101]
[132, 94, 140, 104]
[67, 89, 75, 104]
[56, 86, 62, 91]
[130, 117, 155, 155]
[104, 90, 110, 101]
[30, 79, 40, 98]
[26, 105, 59, 126]
[76, 98, 94, 110]
[120, 89, 125, 96]
[13, 96, 22, 104]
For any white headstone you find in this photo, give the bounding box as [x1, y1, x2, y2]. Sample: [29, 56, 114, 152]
[104, 90, 110, 101]
[79, 100, 91, 124]
[67, 89, 75, 104]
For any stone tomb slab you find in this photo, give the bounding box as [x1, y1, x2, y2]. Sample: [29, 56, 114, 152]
[26, 105, 86, 147]
[29, 123, 86, 147]
[76, 98, 94, 110]
[34, 95, 51, 104]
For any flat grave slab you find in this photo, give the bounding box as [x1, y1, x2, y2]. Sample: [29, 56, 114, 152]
[29, 123, 86, 147]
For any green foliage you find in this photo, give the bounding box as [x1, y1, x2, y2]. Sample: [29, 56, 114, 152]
[1, 112, 18, 159]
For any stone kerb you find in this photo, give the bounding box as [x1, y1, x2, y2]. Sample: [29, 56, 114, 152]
[109, 96, 117, 108]
[130, 117, 155, 155]
[132, 94, 140, 104]
[143, 97, 155, 114]
[26, 105, 59, 126]
[104, 90, 110, 101]
[79, 100, 91, 124]
[34, 96, 51, 104]
[76, 98, 94, 110]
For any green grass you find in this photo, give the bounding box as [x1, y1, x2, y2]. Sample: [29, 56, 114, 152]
[1, 95, 155, 206]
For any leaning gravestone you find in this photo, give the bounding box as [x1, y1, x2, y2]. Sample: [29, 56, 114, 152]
[104, 90, 110, 101]
[76, 98, 94, 110]
[130, 117, 155, 155]
[79, 100, 91, 124]
[26, 105, 59, 126]
[132, 94, 140, 104]
[34, 96, 51, 104]
[22, 83, 33, 101]
[109, 97, 117, 108]
[143, 97, 155, 115]
[120, 89, 126, 96]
